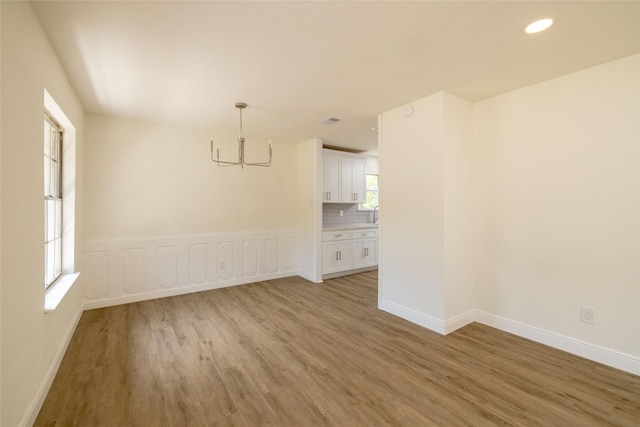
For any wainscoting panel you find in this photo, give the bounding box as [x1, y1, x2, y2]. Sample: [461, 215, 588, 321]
[265, 238, 280, 274]
[157, 245, 178, 289]
[83, 231, 299, 309]
[122, 248, 146, 295]
[188, 243, 208, 285]
[242, 239, 259, 278]
[217, 241, 235, 282]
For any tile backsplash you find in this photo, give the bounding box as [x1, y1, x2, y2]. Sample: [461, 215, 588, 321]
[323, 203, 375, 228]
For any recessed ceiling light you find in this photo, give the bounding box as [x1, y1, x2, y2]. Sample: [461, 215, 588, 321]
[525, 18, 553, 34]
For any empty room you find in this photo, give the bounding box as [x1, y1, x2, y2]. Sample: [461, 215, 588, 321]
[1, 1, 639, 426]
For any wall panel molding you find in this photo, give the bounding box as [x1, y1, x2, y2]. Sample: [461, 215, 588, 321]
[83, 231, 299, 309]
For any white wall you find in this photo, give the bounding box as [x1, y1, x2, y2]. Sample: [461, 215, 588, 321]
[1, 2, 85, 425]
[442, 93, 474, 324]
[379, 94, 446, 323]
[474, 54, 640, 361]
[0, 2, 3, 422]
[379, 92, 474, 332]
[85, 114, 298, 238]
[295, 139, 323, 282]
[379, 55, 639, 373]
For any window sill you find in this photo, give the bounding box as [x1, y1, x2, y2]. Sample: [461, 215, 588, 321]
[45, 272, 80, 313]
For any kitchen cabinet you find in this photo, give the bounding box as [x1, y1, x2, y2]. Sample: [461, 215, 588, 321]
[323, 154, 341, 202]
[322, 231, 352, 274]
[351, 229, 377, 269]
[322, 228, 377, 276]
[323, 150, 366, 203]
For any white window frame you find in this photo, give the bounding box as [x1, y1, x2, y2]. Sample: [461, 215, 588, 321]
[357, 173, 379, 211]
[44, 90, 80, 312]
[44, 112, 63, 288]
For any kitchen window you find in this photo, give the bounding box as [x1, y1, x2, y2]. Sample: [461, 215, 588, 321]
[358, 174, 379, 211]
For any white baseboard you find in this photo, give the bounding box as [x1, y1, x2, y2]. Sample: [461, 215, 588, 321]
[379, 298, 446, 334]
[83, 271, 297, 310]
[379, 299, 475, 335]
[297, 268, 323, 284]
[444, 310, 475, 334]
[475, 311, 640, 376]
[378, 299, 639, 376]
[323, 266, 378, 280]
[20, 305, 84, 427]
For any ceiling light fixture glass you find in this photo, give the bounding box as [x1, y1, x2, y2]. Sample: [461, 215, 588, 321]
[525, 18, 553, 34]
[210, 102, 272, 168]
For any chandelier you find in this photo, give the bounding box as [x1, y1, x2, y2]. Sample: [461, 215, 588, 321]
[210, 102, 272, 168]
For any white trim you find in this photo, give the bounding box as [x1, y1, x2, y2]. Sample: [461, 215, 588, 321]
[475, 311, 640, 376]
[44, 272, 80, 312]
[20, 305, 84, 427]
[323, 266, 377, 280]
[298, 270, 323, 284]
[444, 310, 475, 334]
[379, 298, 446, 335]
[83, 230, 299, 307]
[83, 271, 296, 310]
[376, 300, 640, 375]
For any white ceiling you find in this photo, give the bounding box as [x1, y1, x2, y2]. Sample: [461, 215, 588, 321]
[31, 1, 640, 154]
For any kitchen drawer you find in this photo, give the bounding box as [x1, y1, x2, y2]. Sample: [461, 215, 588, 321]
[351, 229, 377, 239]
[323, 231, 352, 242]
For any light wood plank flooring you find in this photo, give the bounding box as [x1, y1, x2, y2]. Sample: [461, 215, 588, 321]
[36, 271, 639, 426]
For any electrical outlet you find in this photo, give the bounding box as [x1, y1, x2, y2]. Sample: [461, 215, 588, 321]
[219, 260, 226, 270]
[580, 306, 595, 324]
[340, 210, 344, 217]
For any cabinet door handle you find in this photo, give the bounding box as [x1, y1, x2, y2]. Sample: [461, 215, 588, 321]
[335, 251, 339, 261]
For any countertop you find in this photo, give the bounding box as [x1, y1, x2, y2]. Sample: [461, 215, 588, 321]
[323, 223, 378, 232]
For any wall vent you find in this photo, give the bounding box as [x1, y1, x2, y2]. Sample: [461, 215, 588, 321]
[322, 117, 341, 125]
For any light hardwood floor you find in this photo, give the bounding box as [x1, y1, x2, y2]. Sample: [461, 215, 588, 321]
[36, 271, 639, 426]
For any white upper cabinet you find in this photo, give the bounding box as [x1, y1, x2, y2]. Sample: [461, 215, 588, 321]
[324, 154, 341, 202]
[323, 149, 366, 203]
[351, 157, 366, 203]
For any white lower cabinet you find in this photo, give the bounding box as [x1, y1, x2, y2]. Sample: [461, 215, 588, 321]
[322, 241, 352, 274]
[322, 228, 377, 275]
[352, 238, 377, 269]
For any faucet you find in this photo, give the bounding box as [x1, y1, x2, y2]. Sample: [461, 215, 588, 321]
[372, 205, 379, 225]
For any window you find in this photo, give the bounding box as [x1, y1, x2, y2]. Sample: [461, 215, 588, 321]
[44, 112, 63, 288]
[358, 174, 379, 211]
